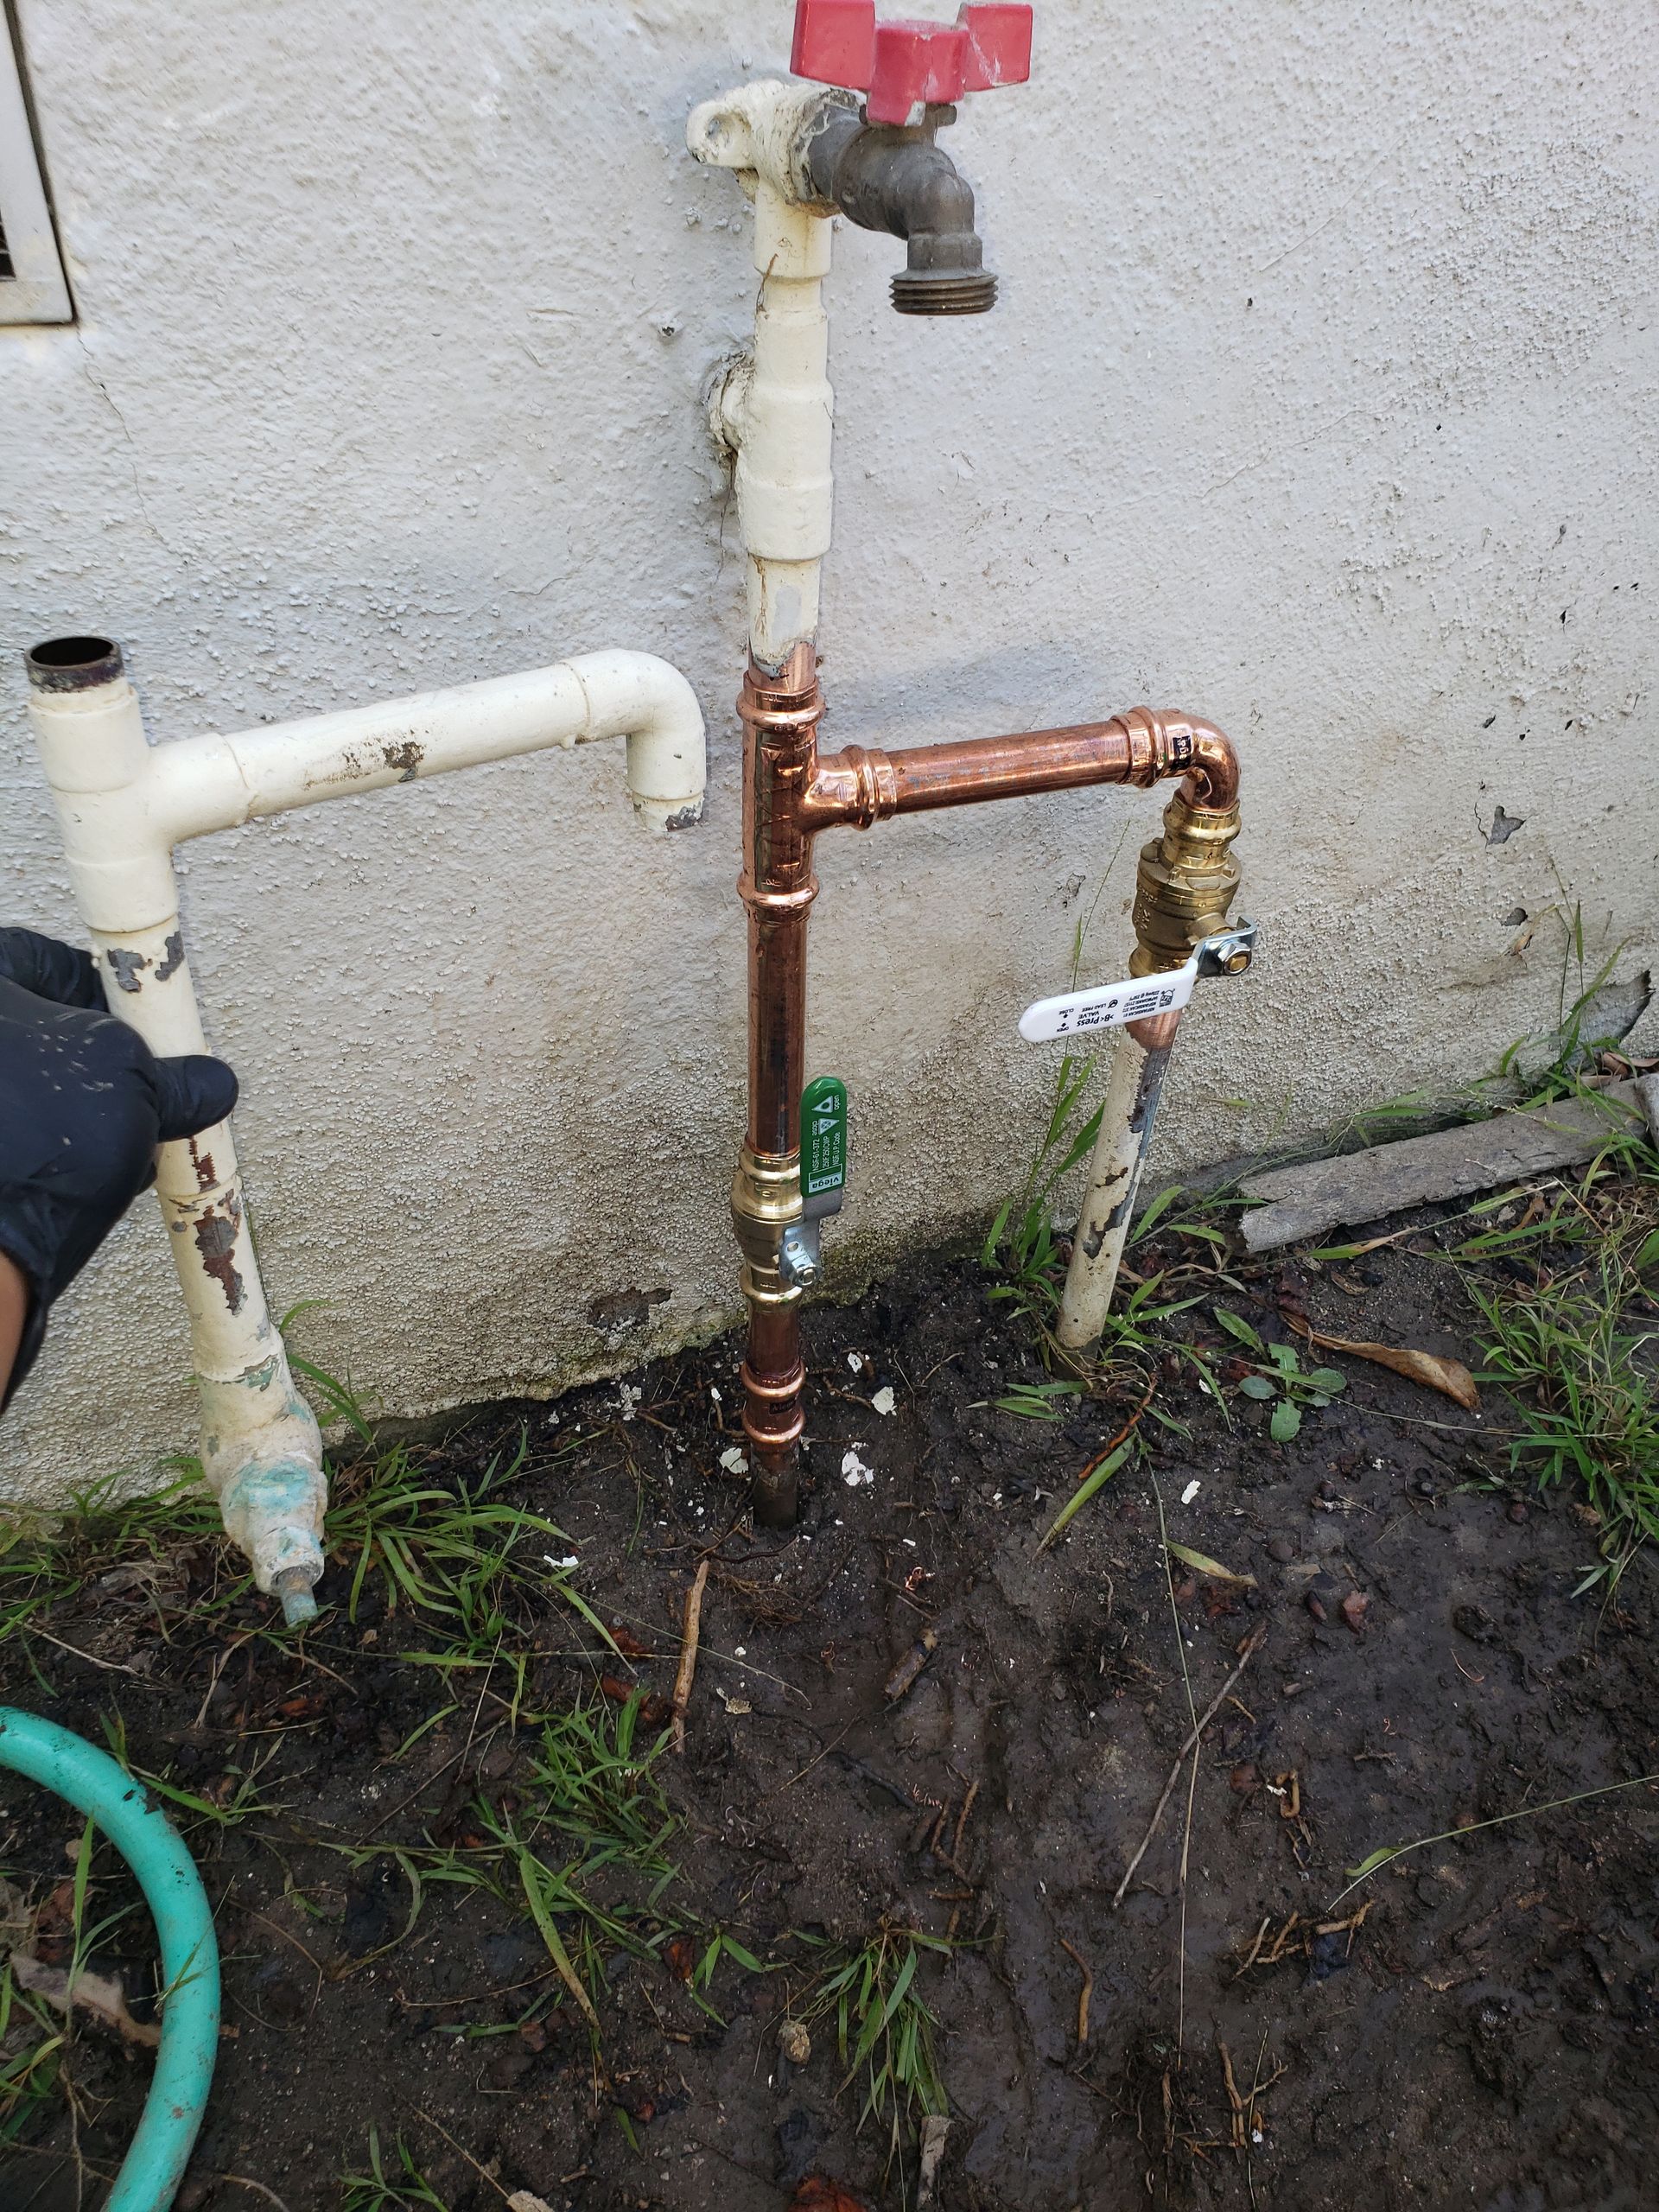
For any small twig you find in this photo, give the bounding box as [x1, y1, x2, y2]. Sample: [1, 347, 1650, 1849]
[214, 2182, 296, 2212]
[192, 1634, 254, 1729]
[28, 1626, 143, 1678]
[671, 1560, 709, 1754]
[1235, 1916, 1273, 1976]
[402, 2100, 513, 2204]
[397, 1965, 558, 2011]
[951, 1778, 980, 1861]
[1058, 1936, 1093, 2046]
[765, 1719, 852, 1801]
[1219, 2040, 1246, 2150]
[1074, 1370, 1158, 1481]
[1113, 1622, 1268, 1908]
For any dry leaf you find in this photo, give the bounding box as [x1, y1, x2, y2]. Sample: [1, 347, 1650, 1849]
[10, 1954, 160, 2048]
[508, 2195, 556, 2212]
[1166, 1541, 1256, 1587]
[918, 2115, 952, 2207]
[1287, 1317, 1478, 1409]
[791, 2185, 871, 2212]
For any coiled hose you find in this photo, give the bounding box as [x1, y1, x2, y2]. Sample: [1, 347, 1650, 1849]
[0, 1708, 219, 2211]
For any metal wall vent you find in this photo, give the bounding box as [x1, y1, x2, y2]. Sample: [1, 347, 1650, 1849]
[0, 16, 72, 322]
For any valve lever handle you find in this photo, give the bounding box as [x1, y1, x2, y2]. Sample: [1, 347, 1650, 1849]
[1017, 924, 1260, 1046]
[792, 0, 1033, 124]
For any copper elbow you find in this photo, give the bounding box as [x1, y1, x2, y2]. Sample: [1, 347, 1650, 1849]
[1179, 717, 1239, 812]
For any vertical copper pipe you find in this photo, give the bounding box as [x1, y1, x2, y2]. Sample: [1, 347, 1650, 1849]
[741, 645, 821, 1155]
[734, 645, 823, 1524]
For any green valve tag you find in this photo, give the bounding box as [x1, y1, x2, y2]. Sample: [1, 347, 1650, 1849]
[800, 1076, 848, 1222]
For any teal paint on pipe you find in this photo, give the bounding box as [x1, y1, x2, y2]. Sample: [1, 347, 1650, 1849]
[0, 1708, 219, 2211]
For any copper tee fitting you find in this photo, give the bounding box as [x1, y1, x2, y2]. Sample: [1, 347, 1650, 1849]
[731, 658, 1240, 1524]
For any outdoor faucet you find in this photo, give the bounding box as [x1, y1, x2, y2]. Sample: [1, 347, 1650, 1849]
[804, 102, 994, 315]
[790, 0, 1032, 315]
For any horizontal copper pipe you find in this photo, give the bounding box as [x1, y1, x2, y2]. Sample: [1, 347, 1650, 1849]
[803, 709, 1237, 831]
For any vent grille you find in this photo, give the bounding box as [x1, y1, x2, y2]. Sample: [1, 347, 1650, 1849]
[0, 27, 71, 321]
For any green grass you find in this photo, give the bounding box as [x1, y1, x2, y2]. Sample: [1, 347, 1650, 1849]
[0, 1818, 145, 2143]
[101, 1713, 292, 1834]
[0, 1470, 238, 1687]
[325, 1686, 745, 2031]
[798, 1924, 951, 2169]
[341, 2127, 452, 2211]
[0, 1960, 65, 2145]
[1470, 1243, 1659, 1591]
[0, 1345, 608, 1687]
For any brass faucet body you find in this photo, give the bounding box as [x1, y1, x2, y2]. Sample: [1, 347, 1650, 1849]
[732, 648, 1242, 1522]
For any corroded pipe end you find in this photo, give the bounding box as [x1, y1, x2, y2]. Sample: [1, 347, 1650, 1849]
[24, 635, 125, 693]
[273, 1567, 321, 1628]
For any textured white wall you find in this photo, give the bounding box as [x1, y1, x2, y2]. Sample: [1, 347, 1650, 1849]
[3, 0, 1655, 1504]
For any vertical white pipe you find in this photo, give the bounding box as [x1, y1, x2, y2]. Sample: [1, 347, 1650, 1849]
[1056, 1030, 1174, 1348]
[25, 660, 326, 1621]
[728, 178, 834, 668]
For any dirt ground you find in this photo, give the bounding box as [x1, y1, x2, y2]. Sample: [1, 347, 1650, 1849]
[1, 1201, 1656, 2212]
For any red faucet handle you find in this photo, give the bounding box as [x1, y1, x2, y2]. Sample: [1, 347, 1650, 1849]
[868, 19, 970, 120]
[791, 1, 1032, 124]
[957, 3, 1033, 90]
[791, 0, 878, 89]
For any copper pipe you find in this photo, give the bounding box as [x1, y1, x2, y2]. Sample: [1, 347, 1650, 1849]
[734, 645, 823, 1525]
[733, 680, 1238, 1524]
[740, 644, 822, 1157]
[803, 709, 1236, 830]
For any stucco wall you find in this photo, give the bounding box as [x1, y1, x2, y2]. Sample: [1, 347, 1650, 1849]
[3, 0, 1655, 1505]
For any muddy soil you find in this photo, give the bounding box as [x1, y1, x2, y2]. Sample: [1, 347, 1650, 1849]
[2, 1207, 1656, 2212]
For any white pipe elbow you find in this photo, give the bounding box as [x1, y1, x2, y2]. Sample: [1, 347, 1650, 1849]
[569, 652, 706, 833]
[144, 652, 706, 842]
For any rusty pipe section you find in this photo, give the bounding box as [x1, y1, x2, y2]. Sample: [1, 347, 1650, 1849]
[731, 660, 1241, 1519]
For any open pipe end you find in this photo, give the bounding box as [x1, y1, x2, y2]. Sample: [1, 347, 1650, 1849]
[272, 1566, 321, 1628]
[24, 635, 125, 694]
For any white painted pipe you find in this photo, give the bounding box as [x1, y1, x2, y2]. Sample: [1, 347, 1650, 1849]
[1056, 1028, 1174, 1348]
[25, 639, 706, 1622]
[690, 83, 836, 670]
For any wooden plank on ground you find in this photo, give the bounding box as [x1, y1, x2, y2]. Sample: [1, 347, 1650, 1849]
[1239, 1080, 1646, 1254]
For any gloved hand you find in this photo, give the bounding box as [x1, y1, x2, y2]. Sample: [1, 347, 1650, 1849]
[0, 928, 238, 1408]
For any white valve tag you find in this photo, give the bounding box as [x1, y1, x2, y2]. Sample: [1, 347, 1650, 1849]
[1018, 956, 1197, 1044]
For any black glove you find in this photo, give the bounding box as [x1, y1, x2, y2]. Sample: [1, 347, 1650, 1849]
[0, 928, 238, 1408]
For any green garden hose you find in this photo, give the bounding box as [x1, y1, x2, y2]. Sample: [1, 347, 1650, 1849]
[0, 1708, 219, 2211]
